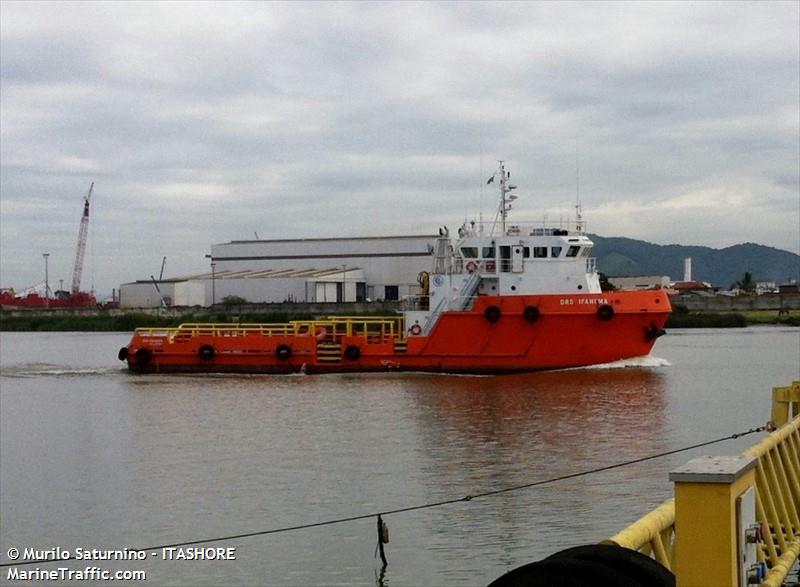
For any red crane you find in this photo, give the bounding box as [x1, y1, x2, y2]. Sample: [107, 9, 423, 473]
[71, 182, 93, 294]
[1, 184, 97, 308]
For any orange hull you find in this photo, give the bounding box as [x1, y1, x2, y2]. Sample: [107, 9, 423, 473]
[121, 291, 670, 374]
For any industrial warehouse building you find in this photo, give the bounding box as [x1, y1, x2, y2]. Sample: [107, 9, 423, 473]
[119, 235, 438, 308]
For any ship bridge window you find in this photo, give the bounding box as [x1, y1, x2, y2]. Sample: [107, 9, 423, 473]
[523, 247, 530, 258]
[533, 247, 548, 258]
[460, 247, 478, 258]
[566, 246, 581, 257]
[580, 246, 593, 258]
[482, 246, 495, 258]
[551, 246, 563, 258]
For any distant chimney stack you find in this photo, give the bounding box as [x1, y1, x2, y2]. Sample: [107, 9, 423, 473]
[684, 257, 692, 282]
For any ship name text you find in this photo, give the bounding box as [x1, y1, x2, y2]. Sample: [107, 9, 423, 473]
[559, 298, 610, 306]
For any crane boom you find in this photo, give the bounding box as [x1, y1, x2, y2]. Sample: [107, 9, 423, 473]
[71, 182, 93, 294]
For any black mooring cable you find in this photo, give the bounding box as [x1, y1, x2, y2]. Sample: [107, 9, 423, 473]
[0, 425, 766, 568]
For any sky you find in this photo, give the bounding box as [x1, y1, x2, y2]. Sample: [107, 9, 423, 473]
[1, 1, 798, 297]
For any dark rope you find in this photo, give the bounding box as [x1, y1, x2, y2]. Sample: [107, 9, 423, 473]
[0, 425, 766, 568]
[375, 515, 387, 567]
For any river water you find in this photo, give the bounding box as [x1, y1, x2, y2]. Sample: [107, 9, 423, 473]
[1, 327, 798, 586]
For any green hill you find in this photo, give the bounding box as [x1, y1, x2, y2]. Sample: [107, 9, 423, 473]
[590, 236, 800, 288]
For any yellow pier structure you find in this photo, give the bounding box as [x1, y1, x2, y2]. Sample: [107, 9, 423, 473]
[604, 381, 800, 587]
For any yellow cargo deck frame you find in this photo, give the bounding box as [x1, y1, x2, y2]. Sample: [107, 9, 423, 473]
[133, 316, 406, 343]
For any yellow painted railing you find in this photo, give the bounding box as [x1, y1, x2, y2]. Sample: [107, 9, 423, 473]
[322, 316, 403, 340]
[133, 316, 405, 343]
[771, 381, 800, 429]
[604, 380, 800, 586]
[743, 383, 800, 587]
[602, 499, 676, 570]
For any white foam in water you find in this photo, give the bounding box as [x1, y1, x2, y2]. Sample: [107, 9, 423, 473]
[3, 365, 120, 378]
[564, 355, 672, 371]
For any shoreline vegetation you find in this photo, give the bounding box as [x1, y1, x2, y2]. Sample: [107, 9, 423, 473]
[665, 309, 799, 328]
[0, 308, 798, 332]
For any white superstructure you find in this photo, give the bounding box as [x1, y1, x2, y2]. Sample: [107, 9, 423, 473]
[404, 162, 600, 333]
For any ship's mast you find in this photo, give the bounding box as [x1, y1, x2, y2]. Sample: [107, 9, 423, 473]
[496, 161, 517, 234]
[575, 138, 584, 234]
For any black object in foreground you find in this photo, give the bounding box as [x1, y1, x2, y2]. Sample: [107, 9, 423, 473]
[487, 544, 674, 587]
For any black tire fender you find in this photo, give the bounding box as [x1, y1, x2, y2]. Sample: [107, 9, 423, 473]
[645, 324, 666, 341]
[344, 345, 361, 361]
[523, 305, 540, 322]
[484, 305, 502, 323]
[597, 304, 615, 321]
[198, 344, 215, 360]
[276, 344, 292, 360]
[134, 348, 152, 365]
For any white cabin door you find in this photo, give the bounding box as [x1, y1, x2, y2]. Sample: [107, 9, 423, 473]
[511, 246, 524, 273]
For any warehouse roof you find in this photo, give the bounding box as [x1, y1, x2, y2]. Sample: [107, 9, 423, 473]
[122, 267, 364, 286]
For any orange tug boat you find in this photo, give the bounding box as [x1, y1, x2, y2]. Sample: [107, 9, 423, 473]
[119, 163, 670, 374]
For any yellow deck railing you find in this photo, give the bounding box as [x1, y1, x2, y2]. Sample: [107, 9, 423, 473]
[602, 499, 676, 570]
[604, 381, 800, 586]
[742, 384, 800, 587]
[133, 316, 406, 343]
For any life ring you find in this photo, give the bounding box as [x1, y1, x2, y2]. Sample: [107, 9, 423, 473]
[134, 348, 152, 365]
[344, 345, 361, 361]
[198, 344, 215, 360]
[597, 304, 615, 321]
[276, 344, 292, 360]
[117, 347, 129, 361]
[523, 306, 540, 323]
[408, 324, 422, 336]
[466, 261, 478, 273]
[484, 305, 502, 323]
[314, 326, 327, 340]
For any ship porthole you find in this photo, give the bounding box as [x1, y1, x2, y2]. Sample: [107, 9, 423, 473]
[484, 305, 502, 323]
[344, 345, 361, 361]
[198, 344, 215, 360]
[597, 304, 615, 321]
[523, 306, 540, 323]
[276, 344, 292, 360]
[135, 348, 152, 365]
[118, 347, 129, 361]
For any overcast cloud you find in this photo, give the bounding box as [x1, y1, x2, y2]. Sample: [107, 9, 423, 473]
[1, 1, 798, 296]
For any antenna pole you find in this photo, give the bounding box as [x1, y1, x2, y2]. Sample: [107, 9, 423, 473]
[499, 161, 506, 234]
[575, 136, 580, 207]
[575, 138, 583, 234]
[496, 161, 517, 235]
[479, 150, 484, 235]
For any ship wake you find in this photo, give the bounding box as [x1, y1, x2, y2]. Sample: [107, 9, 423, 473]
[565, 355, 671, 371]
[0, 364, 121, 378]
